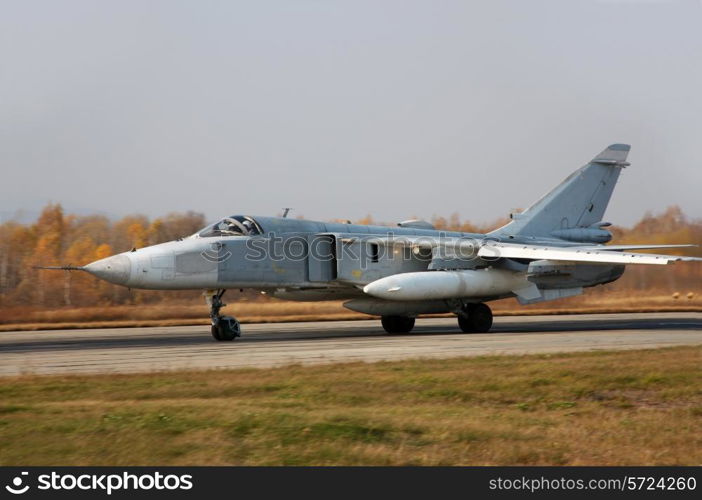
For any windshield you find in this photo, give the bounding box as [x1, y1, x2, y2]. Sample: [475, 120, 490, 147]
[198, 216, 262, 237]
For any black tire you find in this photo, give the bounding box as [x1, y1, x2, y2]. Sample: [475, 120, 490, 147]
[457, 303, 493, 333]
[211, 324, 222, 341]
[381, 316, 415, 334]
[212, 316, 240, 341]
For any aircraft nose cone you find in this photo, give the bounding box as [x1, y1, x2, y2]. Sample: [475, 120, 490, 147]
[84, 254, 132, 285]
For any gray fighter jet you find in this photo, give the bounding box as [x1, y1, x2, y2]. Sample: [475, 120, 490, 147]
[45, 144, 701, 340]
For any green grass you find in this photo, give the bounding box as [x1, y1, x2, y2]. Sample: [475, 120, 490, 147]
[0, 346, 701, 465]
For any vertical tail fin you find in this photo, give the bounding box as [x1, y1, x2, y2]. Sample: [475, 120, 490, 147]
[489, 144, 630, 239]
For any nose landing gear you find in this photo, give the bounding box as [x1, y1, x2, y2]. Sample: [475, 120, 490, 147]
[206, 290, 241, 341]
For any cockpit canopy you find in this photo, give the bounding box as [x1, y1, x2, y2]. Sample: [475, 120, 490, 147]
[198, 215, 262, 237]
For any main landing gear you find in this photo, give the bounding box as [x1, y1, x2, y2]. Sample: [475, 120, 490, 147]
[207, 290, 241, 341]
[457, 303, 493, 333]
[380, 302, 493, 335]
[381, 316, 416, 334]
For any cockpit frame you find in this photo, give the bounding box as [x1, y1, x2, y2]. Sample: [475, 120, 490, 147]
[197, 215, 263, 238]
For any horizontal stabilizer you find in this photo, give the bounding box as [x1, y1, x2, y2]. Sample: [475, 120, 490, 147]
[511, 282, 542, 301]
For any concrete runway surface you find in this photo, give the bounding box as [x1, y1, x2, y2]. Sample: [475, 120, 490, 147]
[0, 313, 700, 377]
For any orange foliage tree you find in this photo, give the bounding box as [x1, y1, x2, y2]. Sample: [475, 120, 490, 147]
[0, 203, 699, 308]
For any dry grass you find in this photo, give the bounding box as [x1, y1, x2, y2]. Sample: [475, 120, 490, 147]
[0, 346, 700, 465]
[0, 292, 700, 331]
[0, 302, 367, 331]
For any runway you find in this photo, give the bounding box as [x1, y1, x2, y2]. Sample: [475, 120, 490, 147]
[0, 312, 700, 376]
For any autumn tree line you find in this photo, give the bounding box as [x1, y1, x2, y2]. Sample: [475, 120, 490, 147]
[0, 204, 206, 307]
[0, 204, 699, 308]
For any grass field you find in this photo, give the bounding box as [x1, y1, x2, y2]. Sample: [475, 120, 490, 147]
[0, 346, 700, 465]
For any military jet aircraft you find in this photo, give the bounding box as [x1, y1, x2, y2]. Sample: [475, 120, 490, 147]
[43, 144, 701, 340]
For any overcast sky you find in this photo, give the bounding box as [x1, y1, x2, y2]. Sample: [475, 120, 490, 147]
[1, 0, 701, 227]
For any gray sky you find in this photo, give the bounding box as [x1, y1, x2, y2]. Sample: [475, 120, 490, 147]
[1, 0, 701, 227]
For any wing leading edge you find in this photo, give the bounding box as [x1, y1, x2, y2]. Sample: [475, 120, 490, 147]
[342, 235, 700, 266]
[478, 242, 701, 265]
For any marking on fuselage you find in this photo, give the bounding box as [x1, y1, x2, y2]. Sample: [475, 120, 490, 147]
[271, 263, 287, 274]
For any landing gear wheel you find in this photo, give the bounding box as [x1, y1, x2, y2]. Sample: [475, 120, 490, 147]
[381, 316, 415, 334]
[212, 316, 241, 341]
[458, 303, 493, 333]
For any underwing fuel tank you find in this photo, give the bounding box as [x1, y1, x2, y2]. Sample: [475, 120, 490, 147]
[363, 268, 529, 301]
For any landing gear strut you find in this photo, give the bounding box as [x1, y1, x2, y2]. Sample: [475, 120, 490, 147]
[457, 303, 493, 333]
[207, 290, 241, 341]
[381, 315, 415, 334]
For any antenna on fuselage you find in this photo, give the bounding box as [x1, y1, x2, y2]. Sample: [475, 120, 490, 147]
[282, 208, 292, 218]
